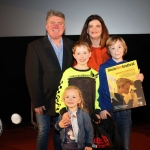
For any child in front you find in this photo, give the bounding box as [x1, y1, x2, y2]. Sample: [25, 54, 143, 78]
[98, 35, 144, 150]
[55, 86, 93, 150]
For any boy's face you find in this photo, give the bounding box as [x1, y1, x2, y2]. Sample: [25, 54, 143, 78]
[109, 40, 124, 62]
[73, 46, 91, 66]
[64, 89, 81, 110]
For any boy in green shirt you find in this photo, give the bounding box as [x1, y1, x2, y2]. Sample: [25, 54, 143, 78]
[55, 40, 100, 120]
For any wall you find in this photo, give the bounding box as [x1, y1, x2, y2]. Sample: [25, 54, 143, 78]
[1, 34, 150, 123]
[1, 0, 150, 36]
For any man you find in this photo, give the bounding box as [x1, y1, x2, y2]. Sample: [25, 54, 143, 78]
[25, 9, 74, 150]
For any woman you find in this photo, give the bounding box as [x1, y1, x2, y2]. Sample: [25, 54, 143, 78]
[80, 15, 110, 71]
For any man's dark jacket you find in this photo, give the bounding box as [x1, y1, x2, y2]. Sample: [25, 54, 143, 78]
[25, 35, 74, 116]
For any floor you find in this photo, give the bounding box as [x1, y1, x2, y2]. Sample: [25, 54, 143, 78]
[0, 122, 150, 150]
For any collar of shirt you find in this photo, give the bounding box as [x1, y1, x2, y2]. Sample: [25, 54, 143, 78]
[70, 111, 77, 118]
[47, 34, 63, 48]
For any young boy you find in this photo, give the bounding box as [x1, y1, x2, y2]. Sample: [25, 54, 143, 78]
[55, 86, 93, 150]
[98, 35, 144, 150]
[55, 40, 100, 119]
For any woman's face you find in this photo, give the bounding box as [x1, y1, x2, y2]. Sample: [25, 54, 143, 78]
[87, 20, 102, 40]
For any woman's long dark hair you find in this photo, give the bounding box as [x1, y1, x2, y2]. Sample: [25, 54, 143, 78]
[80, 15, 109, 49]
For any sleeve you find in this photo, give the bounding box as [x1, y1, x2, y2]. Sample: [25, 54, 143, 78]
[95, 72, 101, 113]
[25, 43, 43, 108]
[55, 69, 69, 113]
[84, 112, 94, 147]
[98, 65, 106, 111]
[54, 115, 63, 131]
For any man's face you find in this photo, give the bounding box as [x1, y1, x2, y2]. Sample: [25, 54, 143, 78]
[46, 16, 65, 39]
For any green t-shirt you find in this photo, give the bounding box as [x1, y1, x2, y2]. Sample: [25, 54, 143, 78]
[55, 67, 100, 114]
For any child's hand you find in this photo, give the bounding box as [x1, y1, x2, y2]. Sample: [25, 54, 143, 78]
[137, 69, 144, 82]
[100, 110, 111, 119]
[58, 119, 69, 128]
[84, 147, 92, 150]
[92, 114, 101, 124]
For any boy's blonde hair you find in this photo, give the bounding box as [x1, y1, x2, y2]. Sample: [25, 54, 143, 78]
[62, 86, 88, 112]
[116, 78, 134, 89]
[72, 40, 91, 54]
[106, 35, 127, 56]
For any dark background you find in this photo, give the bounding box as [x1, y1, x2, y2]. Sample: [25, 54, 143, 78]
[1, 34, 150, 124]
